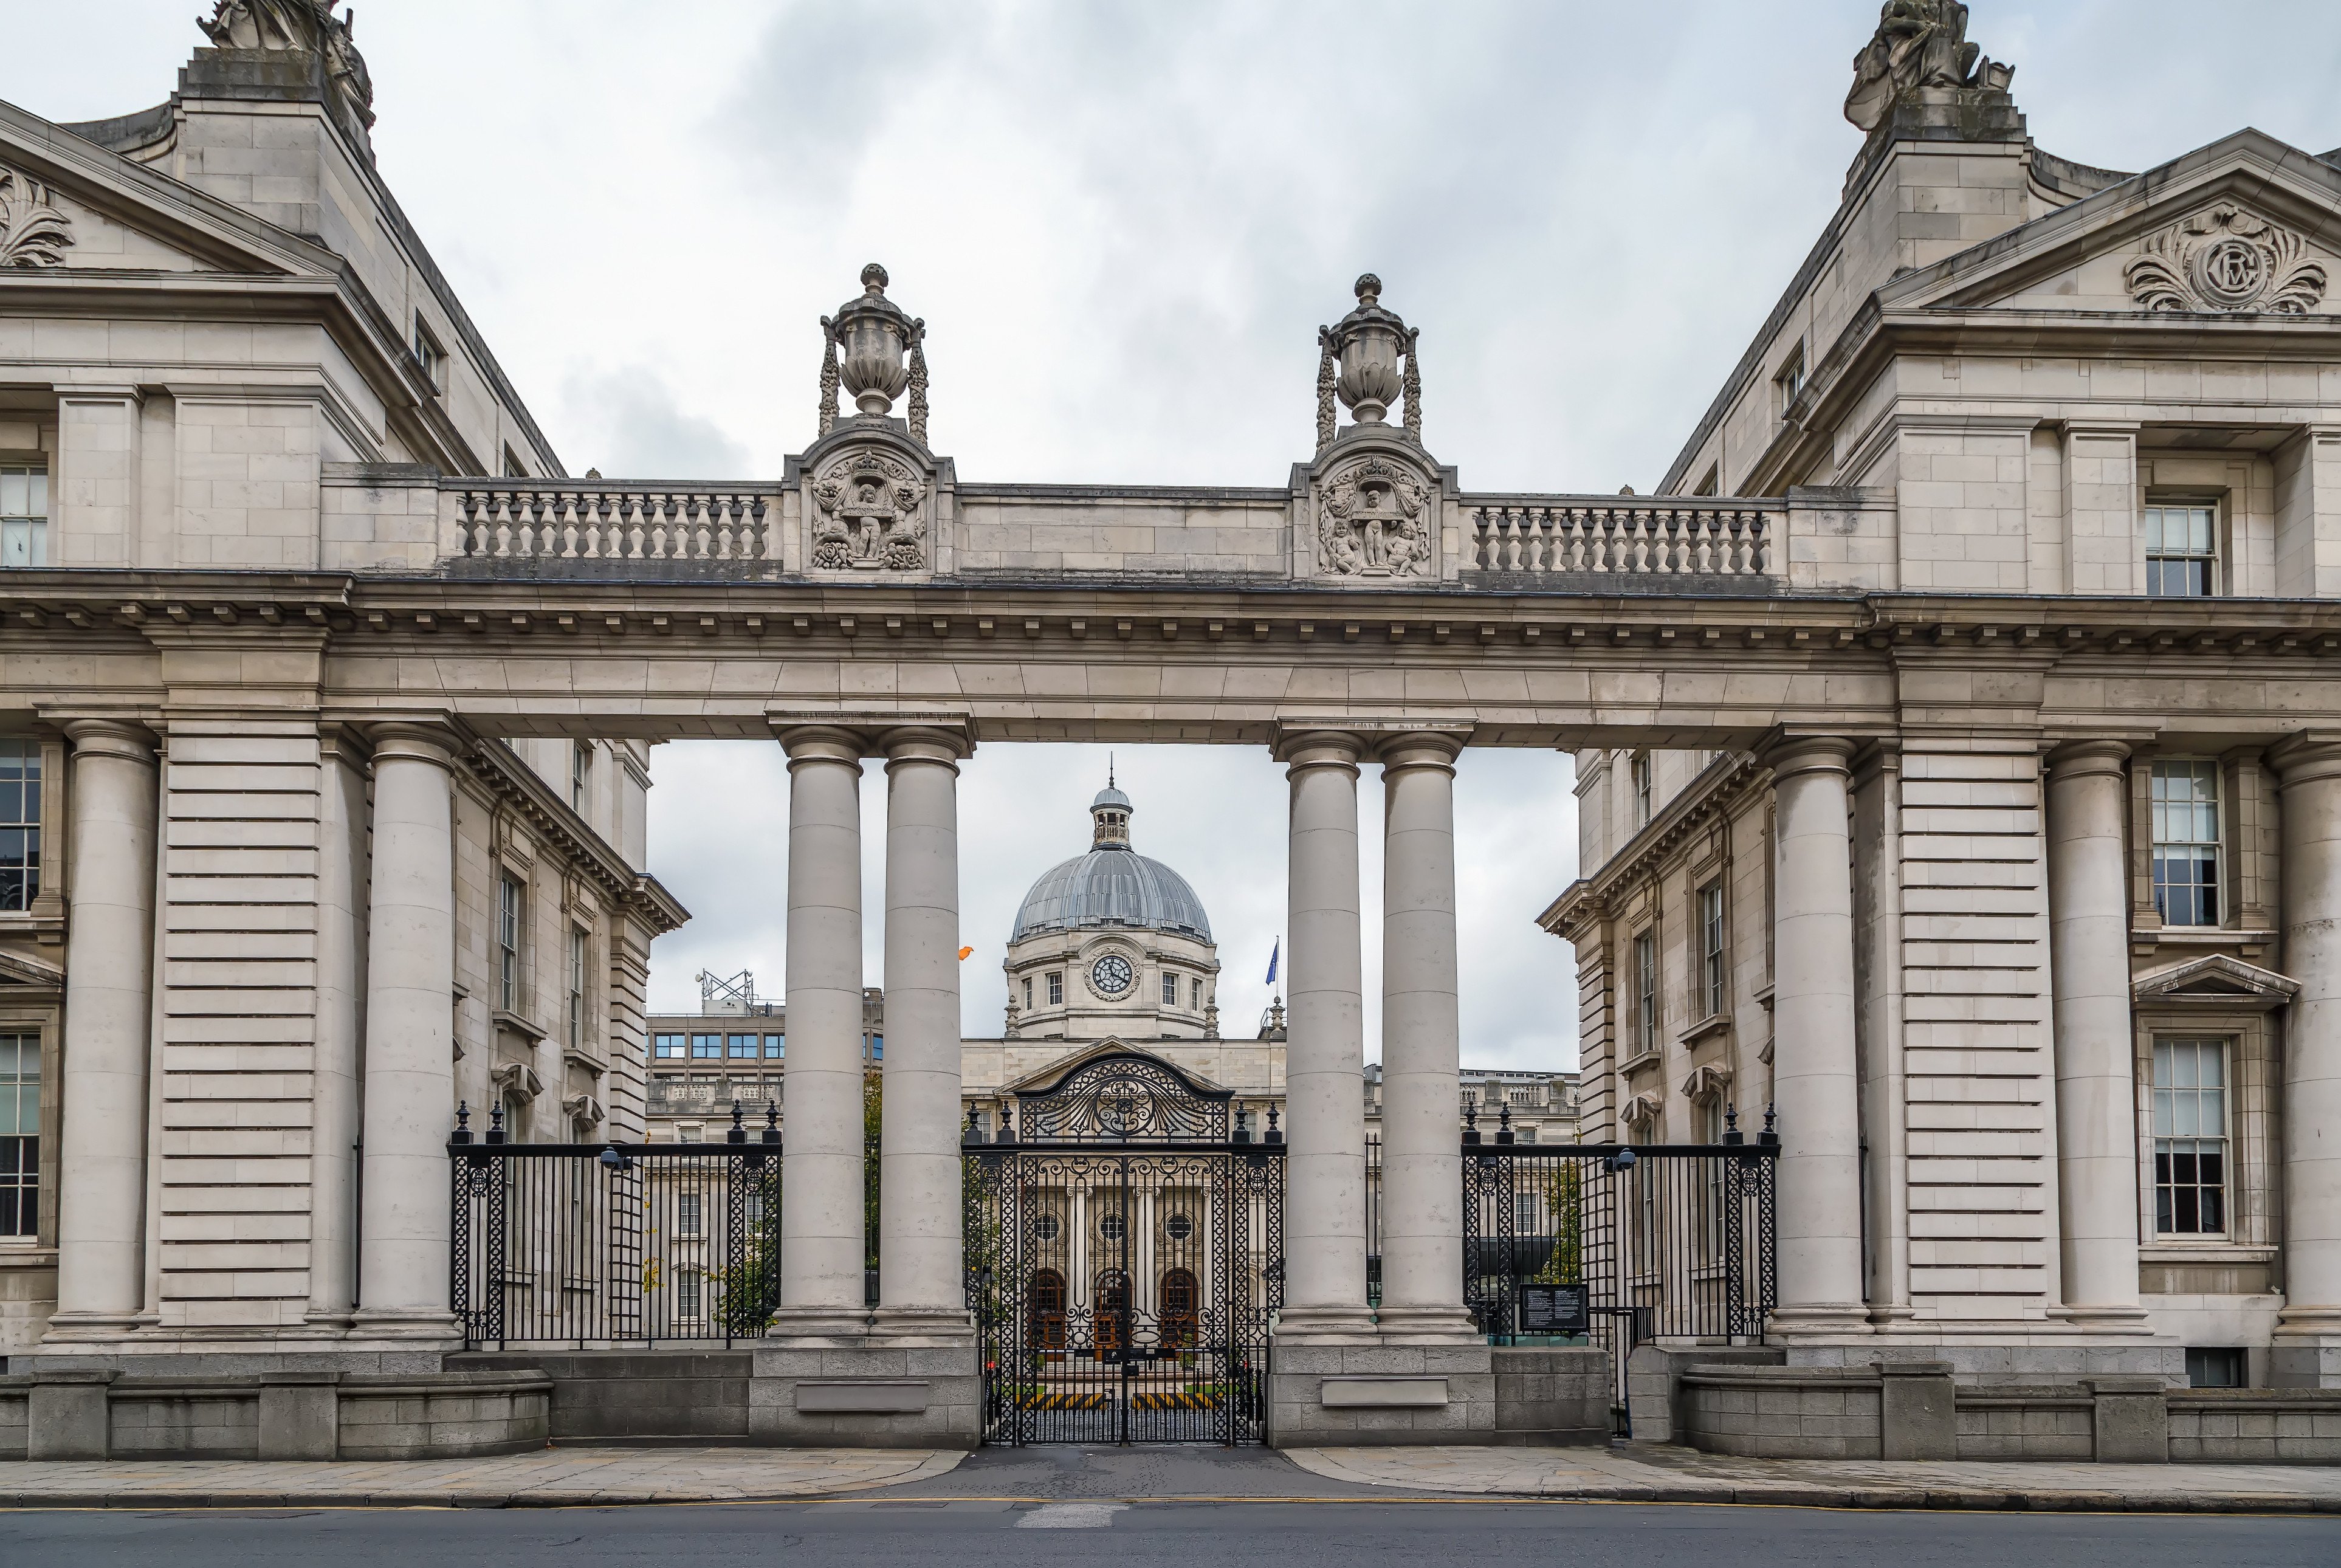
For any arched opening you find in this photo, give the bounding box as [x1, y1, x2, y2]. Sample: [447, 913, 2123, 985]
[1159, 1266, 1198, 1349]
[1095, 1268, 1130, 1358]
[1028, 1267, 1067, 1352]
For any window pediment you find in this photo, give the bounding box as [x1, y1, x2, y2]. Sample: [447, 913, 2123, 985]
[2132, 953, 2298, 1011]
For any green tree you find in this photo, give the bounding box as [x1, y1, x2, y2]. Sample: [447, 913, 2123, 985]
[1531, 1160, 1584, 1285]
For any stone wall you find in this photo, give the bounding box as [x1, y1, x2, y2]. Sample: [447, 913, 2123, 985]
[1265, 1343, 1496, 1449]
[0, 1369, 549, 1460]
[458, 1350, 751, 1443]
[1491, 1346, 1609, 1445]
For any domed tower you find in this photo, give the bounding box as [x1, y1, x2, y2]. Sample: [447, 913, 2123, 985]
[1003, 777, 1220, 1041]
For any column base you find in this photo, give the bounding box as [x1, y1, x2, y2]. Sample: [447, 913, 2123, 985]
[2047, 1302, 2157, 1337]
[39, 1312, 144, 1346]
[2272, 1307, 2341, 1387]
[763, 1304, 874, 1346]
[345, 1307, 463, 1347]
[1763, 1303, 1874, 1344]
[1270, 1304, 1381, 1346]
[1373, 1304, 1487, 1345]
[868, 1306, 977, 1347]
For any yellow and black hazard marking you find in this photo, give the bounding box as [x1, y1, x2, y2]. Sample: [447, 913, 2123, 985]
[1020, 1390, 1112, 1410]
[1130, 1391, 1220, 1411]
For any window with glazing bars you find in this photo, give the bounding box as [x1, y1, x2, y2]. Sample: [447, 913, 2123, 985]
[566, 929, 586, 1051]
[1161, 972, 1178, 1006]
[1632, 930, 1657, 1056]
[571, 741, 591, 814]
[0, 740, 38, 912]
[1697, 882, 1726, 1018]
[1631, 752, 1653, 828]
[1, 1033, 34, 1237]
[497, 875, 524, 1012]
[1046, 972, 1063, 1006]
[2145, 503, 2218, 596]
[2154, 1039, 2229, 1235]
[2151, 760, 2221, 926]
[1, 467, 47, 569]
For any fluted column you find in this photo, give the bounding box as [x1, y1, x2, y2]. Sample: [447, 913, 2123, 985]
[352, 723, 460, 1340]
[1274, 730, 1377, 1343]
[1762, 735, 1869, 1339]
[773, 726, 871, 1340]
[46, 720, 159, 1340]
[874, 724, 974, 1343]
[1377, 732, 1478, 1343]
[2044, 740, 2151, 1334]
[2274, 735, 2341, 1384]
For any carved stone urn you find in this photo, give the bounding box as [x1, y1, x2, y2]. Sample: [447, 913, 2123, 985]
[830, 263, 918, 416]
[1328, 273, 1406, 423]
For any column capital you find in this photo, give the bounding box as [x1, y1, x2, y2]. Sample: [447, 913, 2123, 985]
[60, 718, 157, 765]
[1759, 731, 1855, 780]
[775, 724, 866, 768]
[879, 721, 973, 769]
[1375, 725, 1472, 772]
[2271, 731, 2341, 788]
[367, 720, 461, 772]
[1274, 725, 1366, 771]
[2045, 738, 2131, 780]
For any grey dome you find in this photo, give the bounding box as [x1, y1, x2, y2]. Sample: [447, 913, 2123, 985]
[1011, 848, 1213, 943]
[1092, 783, 1132, 811]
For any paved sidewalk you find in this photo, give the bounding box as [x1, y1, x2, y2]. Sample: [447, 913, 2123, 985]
[1284, 1444, 2341, 1513]
[0, 1447, 964, 1508]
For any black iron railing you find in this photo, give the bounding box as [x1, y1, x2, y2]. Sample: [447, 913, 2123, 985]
[449, 1102, 780, 1349]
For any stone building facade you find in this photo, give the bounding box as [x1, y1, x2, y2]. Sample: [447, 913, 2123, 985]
[5, 1, 2341, 1458]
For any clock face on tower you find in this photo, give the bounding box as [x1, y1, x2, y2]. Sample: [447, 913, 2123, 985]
[1089, 954, 1135, 997]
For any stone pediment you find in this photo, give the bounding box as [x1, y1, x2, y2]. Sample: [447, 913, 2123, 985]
[999, 1037, 1228, 1098]
[1880, 129, 2341, 319]
[0, 99, 337, 281]
[2132, 952, 2300, 1011]
[0, 947, 63, 992]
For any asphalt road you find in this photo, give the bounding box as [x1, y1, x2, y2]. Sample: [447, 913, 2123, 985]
[5, 1494, 2337, 1568]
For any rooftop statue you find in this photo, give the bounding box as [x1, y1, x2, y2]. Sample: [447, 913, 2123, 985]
[1843, 0, 2013, 132]
[198, 1, 375, 131]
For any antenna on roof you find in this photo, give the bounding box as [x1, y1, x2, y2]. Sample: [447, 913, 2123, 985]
[1108, 754, 1115, 789]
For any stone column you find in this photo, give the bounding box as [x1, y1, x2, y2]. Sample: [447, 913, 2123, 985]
[1274, 731, 1376, 1343]
[2043, 740, 2151, 1335]
[351, 723, 460, 1341]
[1762, 735, 1870, 1339]
[1376, 732, 1478, 1343]
[307, 729, 369, 1329]
[2274, 735, 2341, 1385]
[874, 724, 974, 1343]
[773, 726, 871, 1339]
[46, 720, 159, 1339]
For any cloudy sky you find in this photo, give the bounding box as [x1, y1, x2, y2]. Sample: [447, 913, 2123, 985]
[16, 1, 2341, 1068]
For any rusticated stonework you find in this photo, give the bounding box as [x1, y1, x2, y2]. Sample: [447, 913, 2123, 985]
[2125, 203, 2328, 315]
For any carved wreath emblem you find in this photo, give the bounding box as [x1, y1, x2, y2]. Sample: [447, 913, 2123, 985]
[811, 450, 929, 571]
[1318, 455, 1431, 577]
[0, 168, 73, 270]
[2124, 203, 2328, 316]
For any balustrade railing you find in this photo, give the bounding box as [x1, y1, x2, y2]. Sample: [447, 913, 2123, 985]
[445, 483, 781, 563]
[1466, 500, 1774, 579]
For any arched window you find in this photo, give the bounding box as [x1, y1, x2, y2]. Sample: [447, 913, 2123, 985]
[1028, 1267, 1067, 1350]
[1095, 1268, 1130, 1355]
[1160, 1267, 1198, 1348]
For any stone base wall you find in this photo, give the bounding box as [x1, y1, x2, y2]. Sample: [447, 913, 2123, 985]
[1626, 1344, 1784, 1442]
[1680, 1363, 2341, 1464]
[455, 1350, 751, 1443]
[0, 1369, 550, 1460]
[1266, 1343, 1496, 1448]
[1491, 1347, 1610, 1445]
[745, 1344, 981, 1450]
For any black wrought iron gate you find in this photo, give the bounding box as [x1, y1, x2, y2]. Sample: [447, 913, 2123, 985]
[964, 1053, 1284, 1446]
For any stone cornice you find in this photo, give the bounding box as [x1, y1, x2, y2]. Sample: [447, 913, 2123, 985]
[459, 737, 683, 923]
[1540, 753, 1764, 943]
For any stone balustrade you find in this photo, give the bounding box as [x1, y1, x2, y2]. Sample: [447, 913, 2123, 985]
[1465, 501, 1776, 580]
[445, 484, 783, 565]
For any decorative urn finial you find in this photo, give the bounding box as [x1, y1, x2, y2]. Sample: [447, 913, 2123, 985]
[1316, 272, 1421, 447]
[818, 262, 929, 439]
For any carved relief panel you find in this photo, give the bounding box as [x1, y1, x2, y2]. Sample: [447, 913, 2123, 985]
[1303, 444, 1449, 582]
[802, 444, 935, 576]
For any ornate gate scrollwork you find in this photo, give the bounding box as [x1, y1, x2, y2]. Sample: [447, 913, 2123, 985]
[965, 1050, 1282, 1446]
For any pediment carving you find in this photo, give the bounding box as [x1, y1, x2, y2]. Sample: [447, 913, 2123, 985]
[1316, 452, 1432, 579]
[809, 447, 930, 573]
[2132, 952, 2299, 1011]
[1621, 1090, 1664, 1135]
[2125, 204, 2328, 315]
[0, 167, 72, 270]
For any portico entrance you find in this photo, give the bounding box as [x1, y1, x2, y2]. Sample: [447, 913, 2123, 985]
[964, 1052, 1284, 1446]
